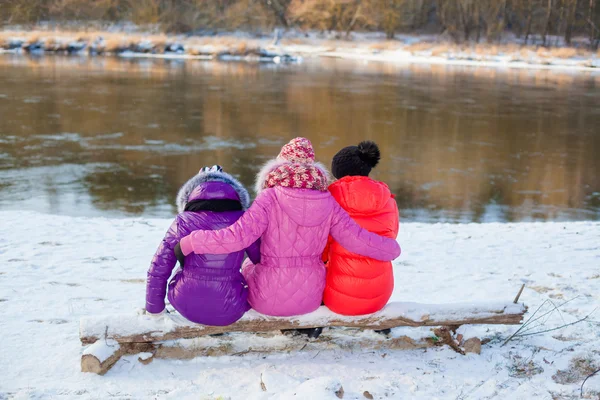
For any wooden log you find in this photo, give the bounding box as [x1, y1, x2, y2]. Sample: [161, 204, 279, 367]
[80, 301, 527, 345]
[81, 340, 123, 374]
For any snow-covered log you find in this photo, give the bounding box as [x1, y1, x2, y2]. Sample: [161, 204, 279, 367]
[81, 340, 123, 375]
[80, 301, 527, 345]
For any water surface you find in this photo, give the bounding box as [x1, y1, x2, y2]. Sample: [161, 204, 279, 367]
[0, 55, 599, 222]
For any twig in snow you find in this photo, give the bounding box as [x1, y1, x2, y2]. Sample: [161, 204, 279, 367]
[502, 300, 550, 346]
[580, 368, 600, 398]
[513, 284, 525, 304]
[526, 297, 579, 325]
[232, 347, 259, 356]
[516, 308, 596, 337]
[260, 373, 267, 392]
[548, 299, 568, 326]
[103, 326, 112, 347]
[517, 297, 580, 335]
[501, 297, 580, 347]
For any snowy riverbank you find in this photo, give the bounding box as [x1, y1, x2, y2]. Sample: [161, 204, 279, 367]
[0, 211, 599, 399]
[1, 29, 600, 72]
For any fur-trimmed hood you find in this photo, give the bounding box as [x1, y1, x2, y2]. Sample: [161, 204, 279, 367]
[254, 158, 331, 195]
[177, 170, 251, 213]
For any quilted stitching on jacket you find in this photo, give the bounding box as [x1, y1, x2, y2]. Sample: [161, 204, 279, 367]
[324, 176, 400, 316]
[183, 186, 401, 317]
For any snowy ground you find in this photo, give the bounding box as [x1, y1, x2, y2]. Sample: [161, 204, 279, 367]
[0, 211, 599, 399]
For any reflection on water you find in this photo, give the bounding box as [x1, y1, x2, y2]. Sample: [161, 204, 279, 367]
[0, 55, 599, 222]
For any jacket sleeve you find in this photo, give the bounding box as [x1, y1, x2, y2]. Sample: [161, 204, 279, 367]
[180, 191, 271, 256]
[146, 219, 180, 314]
[245, 238, 262, 265]
[329, 202, 401, 262]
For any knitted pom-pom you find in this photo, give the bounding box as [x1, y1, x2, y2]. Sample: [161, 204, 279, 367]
[357, 141, 380, 168]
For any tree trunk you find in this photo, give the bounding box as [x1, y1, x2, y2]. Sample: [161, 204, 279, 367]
[80, 302, 528, 345]
[563, 0, 577, 45]
[590, 0, 599, 48]
[543, 0, 554, 46]
[458, 0, 471, 41]
[262, 0, 290, 27]
[525, 13, 533, 44]
[344, 2, 362, 38]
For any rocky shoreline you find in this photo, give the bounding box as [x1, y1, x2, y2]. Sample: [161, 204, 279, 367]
[0, 33, 300, 63]
[2, 30, 599, 71]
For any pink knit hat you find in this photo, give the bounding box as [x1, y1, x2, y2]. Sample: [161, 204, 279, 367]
[264, 137, 328, 192]
[277, 137, 315, 164]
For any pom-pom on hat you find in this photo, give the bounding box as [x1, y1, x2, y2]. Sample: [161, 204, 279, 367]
[331, 141, 381, 179]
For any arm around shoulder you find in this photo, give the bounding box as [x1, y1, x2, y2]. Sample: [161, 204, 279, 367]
[329, 202, 400, 262]
[181, 190, 273, 256]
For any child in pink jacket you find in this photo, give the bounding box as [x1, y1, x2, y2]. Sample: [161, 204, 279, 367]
[179, 137, 401, 318]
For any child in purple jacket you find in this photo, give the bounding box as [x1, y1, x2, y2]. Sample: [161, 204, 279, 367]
[145, 165, 260, 326]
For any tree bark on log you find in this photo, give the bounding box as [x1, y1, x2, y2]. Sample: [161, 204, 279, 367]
[81, 340, 123, 375]
[80, 302, 527, 345]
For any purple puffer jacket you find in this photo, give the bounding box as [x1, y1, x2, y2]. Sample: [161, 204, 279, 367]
[145, 169, 260, 326]
[180, 161, 401, 317]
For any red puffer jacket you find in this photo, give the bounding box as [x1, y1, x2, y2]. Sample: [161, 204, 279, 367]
[323, 176, 400, 315]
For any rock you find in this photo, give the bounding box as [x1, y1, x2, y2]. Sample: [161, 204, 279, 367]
[463, 337, 482, 354]
[165, 43, 185, 54]
[363, 391, 374, 399]
[24, 41, 44, 54]
[6, 38, 25, 50]
[67, 40, 87, 54]
[335, 386, 344, 399]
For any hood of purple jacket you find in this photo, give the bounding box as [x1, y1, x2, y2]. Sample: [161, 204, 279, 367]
[176, 170, 250, 213]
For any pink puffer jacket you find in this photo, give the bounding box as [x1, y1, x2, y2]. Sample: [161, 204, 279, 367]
[180, 186, 401, 317]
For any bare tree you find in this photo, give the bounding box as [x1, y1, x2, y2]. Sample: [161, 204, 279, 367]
[542, 0, 554, 46]
[260, 0, 291, 27]
[563, 0, 579, 44]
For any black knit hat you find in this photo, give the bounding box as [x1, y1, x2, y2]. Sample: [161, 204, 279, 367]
[331, 141, 381, 179]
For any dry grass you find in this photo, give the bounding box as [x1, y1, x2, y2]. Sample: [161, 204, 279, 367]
[405, 41, 435, 53]
[530, 285, 553, 294]
[430, 44, 452, 57]
[402, 41, 595, 61]
[553, 355, 600, 385]
[473, 44, 500, 56]
[549, 47, 578, 58]
[507, 352, 545, 378]
[120, 278, 145, 284]
[369, 41, 401, 51]
[1, 28, 597, 61]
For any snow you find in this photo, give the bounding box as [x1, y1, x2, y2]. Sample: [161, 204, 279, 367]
[137, 352, 153, 361]
[319, 49, 600, 73]
[0, 211, 599, 399]
[118, 51, 213, 61]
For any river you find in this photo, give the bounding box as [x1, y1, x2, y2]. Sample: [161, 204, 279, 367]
[0, 55, 598, 222]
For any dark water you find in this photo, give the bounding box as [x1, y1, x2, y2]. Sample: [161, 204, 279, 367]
[0, 55, 599, 222]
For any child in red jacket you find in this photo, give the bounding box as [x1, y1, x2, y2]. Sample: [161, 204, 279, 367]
[323, 141, 400, 319]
